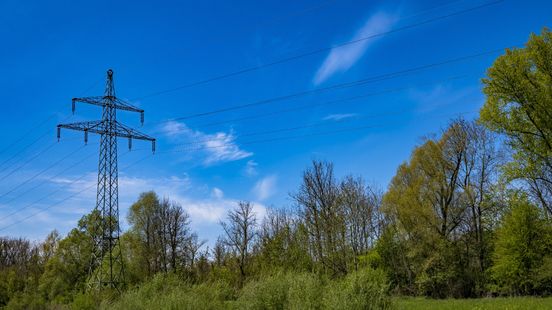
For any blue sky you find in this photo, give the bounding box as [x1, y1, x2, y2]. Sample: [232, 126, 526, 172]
[0, 0, 550, 245]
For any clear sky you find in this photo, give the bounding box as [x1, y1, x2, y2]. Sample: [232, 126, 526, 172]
[0, 0, 550, 245]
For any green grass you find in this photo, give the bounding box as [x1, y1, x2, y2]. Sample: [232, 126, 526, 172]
[395, 297, 552, 310]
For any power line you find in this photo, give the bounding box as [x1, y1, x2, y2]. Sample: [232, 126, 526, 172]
[133, 0, 503, 101]
[0, 133, 82, 175]
[169, 110, 417, 148]
[157, 45, 511, 122]
[185, 74, 473, 130]
[0, 115, 56, 158]
[1, 151, 96, 207]
[0, 153, 152, 232]
[0, 142, 59, 183]
[0, 130, 55, 172]
[0, 150, 137, 226]
[0, 109, 478, 231]
[147, 110, 479, 155]
[0, 77, 100, 171]
[0, 144, 89, 201]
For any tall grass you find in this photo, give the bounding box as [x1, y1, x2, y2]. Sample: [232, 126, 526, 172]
[105, 268, 392, 310]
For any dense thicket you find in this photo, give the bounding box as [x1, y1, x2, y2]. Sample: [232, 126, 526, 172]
[0, 29, 551, 309]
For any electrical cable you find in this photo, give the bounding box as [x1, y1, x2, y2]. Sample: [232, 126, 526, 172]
[133, 0, 504, 101]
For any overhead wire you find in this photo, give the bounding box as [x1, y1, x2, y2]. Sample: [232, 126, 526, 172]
[133, 0, 504, 101]
[0, 150, 140, 227]
[0, 115, 56, 158]
[163, 111, 479, 154]
[1, 151, 97, 207]
[0, 141, 59, 182]
[154, 45, 512, 123]
[0, 152, 151, 231]
[185, 74, 473, 130]
[0, 77, 102, 174]
[0, 144, 90, 201]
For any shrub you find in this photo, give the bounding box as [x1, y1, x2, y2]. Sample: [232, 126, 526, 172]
[323, 268, 392, 310]
[234, 272, 324, 310]
[104, 273, 234, 310]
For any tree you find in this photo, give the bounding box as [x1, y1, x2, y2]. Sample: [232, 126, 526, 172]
[292, 160, 348, 276]
[255, 207, 312, 274]
[491, 194, 552, 295]
[481, 28, 552, 214]
[160, 198, 192, 272]
[127, 191, 164, 277]
[127, 192, 194, 280]
[382, 119, 501, 297]
[38, 211, 100, 304]
[221, 201, 257, 286]
[340, 177, 382, 270]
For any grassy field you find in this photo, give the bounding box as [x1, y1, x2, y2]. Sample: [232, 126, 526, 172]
[395, 297, 552, 310]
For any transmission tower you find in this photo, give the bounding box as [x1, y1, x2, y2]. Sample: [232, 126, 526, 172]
[57, 69, 155, 290]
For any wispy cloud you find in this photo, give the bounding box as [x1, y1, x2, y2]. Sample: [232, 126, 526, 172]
[252, 175, 277, 201]
[323, 113, 359, 121]
[313, 11, 399, 85]
[160, 121, 252, 165]
[211, 187, 224, 199]
[409, 84, 478, 113]
[244, 160, 259, 177]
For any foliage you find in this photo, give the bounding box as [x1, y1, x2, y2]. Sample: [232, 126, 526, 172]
[323, 268, 392, 310]
[234, 272, 323, 310]
[104, 273, 233, 310]
[382, 119, 502, 297]
[395, 297, 552, 310]
[481, 28, 552, 214]
[491, 194, 552, 295]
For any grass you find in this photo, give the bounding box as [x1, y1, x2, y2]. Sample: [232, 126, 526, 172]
[395, 297, 552, 310]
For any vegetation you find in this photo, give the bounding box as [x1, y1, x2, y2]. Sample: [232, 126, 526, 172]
[0, 29, 551, 309]
[395, 297, 552, 310]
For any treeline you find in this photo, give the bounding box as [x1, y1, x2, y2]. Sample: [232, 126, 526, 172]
[0, 29, 551, 309]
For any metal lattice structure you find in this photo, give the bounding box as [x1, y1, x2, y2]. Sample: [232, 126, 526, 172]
[57, 69, 155, 290]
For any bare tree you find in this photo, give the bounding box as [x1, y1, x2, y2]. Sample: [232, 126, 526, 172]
[220, 201, 257, 285]
[340, 177, 383, 270]
[292, 160, 348, 275]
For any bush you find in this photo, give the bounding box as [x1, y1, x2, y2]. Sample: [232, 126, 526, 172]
[106, 270, 392, 309]
[234, 272, 323, 310]
[323, 268, 392, 310]
[104, 273, 234, 310]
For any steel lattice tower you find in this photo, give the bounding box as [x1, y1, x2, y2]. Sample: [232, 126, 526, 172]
[57, 69, 155, 290]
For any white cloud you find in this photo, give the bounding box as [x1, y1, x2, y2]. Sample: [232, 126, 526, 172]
[211, 187, 224, 199]
[244, 160, 259, 177]
[323, 113, 358, 121]
[313, 11, 398, 85]
[1, 172, 267, 245]
[159, 120, 253, 165]
[252, 175, 277, 201]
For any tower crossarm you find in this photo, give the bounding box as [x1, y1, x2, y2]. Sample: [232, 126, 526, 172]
[113, 121, 156, 152]
[113, 121, 155, 142]
[57, 120, 156, 152]
[72, 96, 145, 123]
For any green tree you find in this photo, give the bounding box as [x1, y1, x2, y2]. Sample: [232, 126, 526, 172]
[126, 192, 193, 281]
[491, 194, 552, 295]
[481, 28, 552, 214]
[38, 211, 100, 304]
[255, 208, 313, 274]
[382, 119, 501, 297]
